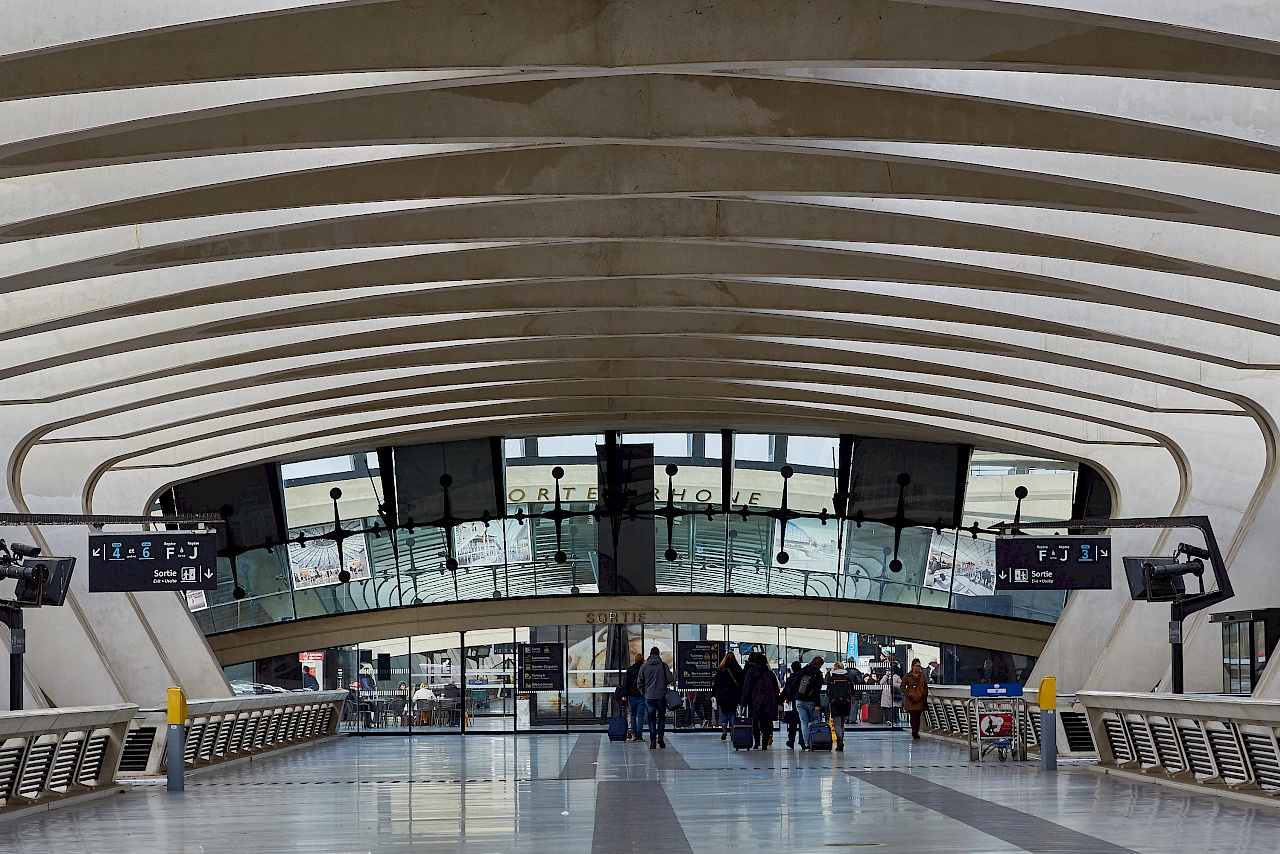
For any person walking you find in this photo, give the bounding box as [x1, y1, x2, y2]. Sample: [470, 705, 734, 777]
[623, 652, 646, 742]
[794, 656, 825, 750]
[712, 651, 744, 740]
[880, 664, 903, 726]
[826, 660, 855, 752]
[902, 658, 930, 739]
[637, 646, 675, 749]
[739, 652, 781, 749]
[781, 661, 804, 748]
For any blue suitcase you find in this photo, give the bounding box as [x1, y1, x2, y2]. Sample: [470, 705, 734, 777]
[732, 720, 754, 750]
[808, 722, 833, 751]
[608, 716, 628, 742]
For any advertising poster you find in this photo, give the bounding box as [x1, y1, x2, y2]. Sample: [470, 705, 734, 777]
[287, 525, 372, 590]
[299, 651, 324, 689]
[772, 517, 840, 573]
[677, 641, 723, 690]
[926, 530, 997, 596]
[455, 520, 532, 569]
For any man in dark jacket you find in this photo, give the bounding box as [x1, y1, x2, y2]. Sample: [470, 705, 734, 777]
[794, 656, 825, 750]
[636, 647, 675, 749]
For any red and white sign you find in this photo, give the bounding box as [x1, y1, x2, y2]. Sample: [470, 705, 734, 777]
[300, 651, 324, 689]
[979, 713, 1013, 738]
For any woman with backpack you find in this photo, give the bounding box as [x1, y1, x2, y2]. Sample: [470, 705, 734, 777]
[739, 652, 781, 749]
[712, 651, 744, 740]
[826, 660, 855, 752]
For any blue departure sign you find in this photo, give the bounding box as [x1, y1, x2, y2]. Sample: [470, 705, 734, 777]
[88, 531, 218, 592]
[995, 535, 1112, 590]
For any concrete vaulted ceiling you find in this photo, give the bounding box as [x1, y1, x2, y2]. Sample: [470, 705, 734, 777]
[3, 0, 1280, 704]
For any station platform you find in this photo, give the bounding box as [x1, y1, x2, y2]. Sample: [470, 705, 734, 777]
[2, 731, 1277, 852]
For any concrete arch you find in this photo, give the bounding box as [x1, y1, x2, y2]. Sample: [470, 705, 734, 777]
[2, 0, 1280, 710]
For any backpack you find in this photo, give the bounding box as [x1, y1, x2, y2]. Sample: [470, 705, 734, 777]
[827, 672, 853, 715]
[796, 672, 816, 700]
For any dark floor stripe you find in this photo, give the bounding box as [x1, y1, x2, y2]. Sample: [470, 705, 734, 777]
[591, 780, 694, 854]
[558, 734, 601, 780]
[648, 740, 693, 771]
[846, 771, 1138, 854]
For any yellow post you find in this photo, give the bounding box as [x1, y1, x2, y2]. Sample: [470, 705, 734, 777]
[1037, 676, 1057, 711]
[1037, 676, 1058, 771]
[167, 686, 188, 724]
[167, 686, 188, 792]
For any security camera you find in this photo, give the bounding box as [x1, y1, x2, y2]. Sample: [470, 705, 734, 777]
[1143, 558, 1205, 578]
[10, 543, 40, 559]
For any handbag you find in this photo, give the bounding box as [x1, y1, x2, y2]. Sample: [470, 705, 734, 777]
[665, 689, 684, 709]
[782, 700, 795, 712]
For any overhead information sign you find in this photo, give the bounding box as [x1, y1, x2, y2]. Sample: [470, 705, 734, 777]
[88, 531, 218, 592]
[995, 536, 1112, 591]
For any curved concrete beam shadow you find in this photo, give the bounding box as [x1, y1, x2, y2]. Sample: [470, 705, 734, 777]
[204, 594, 1057, 666]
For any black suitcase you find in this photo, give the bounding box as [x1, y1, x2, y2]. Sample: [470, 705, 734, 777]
[732, 721, 755, 750]
[608, 716, 628, 741]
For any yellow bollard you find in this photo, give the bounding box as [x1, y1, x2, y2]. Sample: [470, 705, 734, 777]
[1037, 676, 1057, 770]
[167, 686, 188, 792]
[1037, 676, 1057, 711]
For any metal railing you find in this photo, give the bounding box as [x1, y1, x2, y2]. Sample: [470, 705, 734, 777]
[0, 704, 136, 815]
[118, 691, 347, 777]
[922, 685, 1096, 756]
[1079, 691, 1280, 794]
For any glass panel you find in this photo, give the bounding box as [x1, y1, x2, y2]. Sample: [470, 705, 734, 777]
[280, 455, 355, 482]
[534, 435, 604, 458]
[786, 435, 840, 469]
[735, 433, 773, 463]
[407, 632, 463, 732]
[624, 432, 692, 458]
[464, 628, 518, 733]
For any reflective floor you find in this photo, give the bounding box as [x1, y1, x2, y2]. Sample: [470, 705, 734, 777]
[3, 732, 1280, 853]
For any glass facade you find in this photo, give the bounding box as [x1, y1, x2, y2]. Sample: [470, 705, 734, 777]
[184, 433, 1086, 637]
[224, 626, 1033, 733]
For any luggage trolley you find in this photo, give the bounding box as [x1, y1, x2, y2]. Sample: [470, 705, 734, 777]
[968, 683, 1029, 762]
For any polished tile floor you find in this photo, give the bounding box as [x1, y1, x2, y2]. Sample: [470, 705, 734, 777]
[3, 732, 1279, 853]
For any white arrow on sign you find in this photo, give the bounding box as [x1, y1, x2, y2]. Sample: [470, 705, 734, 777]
[204, 569, 214, 579]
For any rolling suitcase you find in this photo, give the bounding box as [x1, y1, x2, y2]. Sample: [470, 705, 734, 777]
[732, 720, 755, 750]
[808, 721, 833, 751]
[608, 715, 628, 742]
[866, 703, 883, 725]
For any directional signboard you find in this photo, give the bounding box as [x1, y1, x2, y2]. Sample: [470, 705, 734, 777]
[88, 531, 218, 592]
[517, 642, 565, 692]
[995, 536, 1112, 591]
[677, 641, 723, 690]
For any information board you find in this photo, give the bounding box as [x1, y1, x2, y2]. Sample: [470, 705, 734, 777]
[970, 683, 1024, 698]
[88, 531, 218, 592]
[995, 536, 1112, 590]
[676, 641, 723, 690]
[518, 642, 565, 692]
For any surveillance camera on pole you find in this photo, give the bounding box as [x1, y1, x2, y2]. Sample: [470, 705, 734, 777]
[0, 540, 77, 711]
